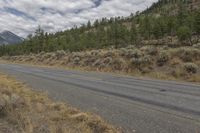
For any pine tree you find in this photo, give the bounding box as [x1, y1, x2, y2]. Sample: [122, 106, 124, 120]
[167, 16, 176, 37]
[194, 10, 200, 35]
[177, 26, 192, 45]
[153, 20, 162, 39]
[87, 21, 91, 29]
[177, 1, 187, 26]
[140, 15, 152, 40]
[130, 22, 138, 45]
[94, 20, 99, 28]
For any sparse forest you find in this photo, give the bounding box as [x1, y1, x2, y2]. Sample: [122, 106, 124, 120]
[0, 0, 200, 56]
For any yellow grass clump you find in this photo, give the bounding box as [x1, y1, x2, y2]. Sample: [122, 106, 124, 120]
[0, 74, 120, 133]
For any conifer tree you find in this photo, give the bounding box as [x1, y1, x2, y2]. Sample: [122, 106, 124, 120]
[130, 22, 138, 45]
[194, 10, 200, 36]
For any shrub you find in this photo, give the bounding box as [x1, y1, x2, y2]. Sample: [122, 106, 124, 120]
[104, 51, 115, 57]
[102, 57, 113, 65]
[125, 49, 142, 58]
[169, 58, 182, 66]
[183, 63, 198, 74]
[131, 56, 152, 68]
[43, 53, 52, 59]
[131, 49, 142, 58]
[0, 96, 6, 114]
[111, 58, 126, 70]
[84, 57, 97, 66]
[127, 45, 136, 49]
[119, 48, 128, 56]
[73, 57, 81, 65]
[39, 51, 45, 56]
[91, 50, 99, 56]
[92, 59, 101, 67]
[145, 46, 158, 56]
[174, 48, 200, 62]
[193, 43, 200, 49]
[157, 52, 169, 66]
[141, 56, 152, 66]
[177, 26, 192, 44]
[130, 58, 140, 69]
[176, 48, 193, 62]
[55, 50, 66, 59]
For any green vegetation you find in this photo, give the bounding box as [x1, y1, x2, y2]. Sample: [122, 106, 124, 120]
[0, 0, 200, 56]
[177, 26, 192, 44]
[183, 63, 198, 73]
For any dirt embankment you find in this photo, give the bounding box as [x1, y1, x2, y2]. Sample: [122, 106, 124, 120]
[1, 43, 200, 83]
[0, 74, 120, 133]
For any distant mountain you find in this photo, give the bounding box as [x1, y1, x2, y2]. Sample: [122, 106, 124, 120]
[0, 31, 23, 45]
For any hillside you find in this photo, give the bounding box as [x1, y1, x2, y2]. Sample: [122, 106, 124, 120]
[0, 0, 199, 55]
[0, 0, 200, 82]
[144, 0, 200, 15]
[0, 31, 23, 45]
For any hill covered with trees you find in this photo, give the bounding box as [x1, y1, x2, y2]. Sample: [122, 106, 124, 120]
[1, 0, 200, 83]
[0, 0, 199, 56]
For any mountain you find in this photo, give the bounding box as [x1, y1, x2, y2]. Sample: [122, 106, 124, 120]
[0, 31, 23, 45]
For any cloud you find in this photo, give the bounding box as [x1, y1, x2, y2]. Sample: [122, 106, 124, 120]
[0, 0, 158, 37]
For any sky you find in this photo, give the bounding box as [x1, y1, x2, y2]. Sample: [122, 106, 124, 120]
[0, 0, 158, 37]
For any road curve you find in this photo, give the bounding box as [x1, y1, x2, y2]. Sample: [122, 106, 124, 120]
[0, 63, 200, 133]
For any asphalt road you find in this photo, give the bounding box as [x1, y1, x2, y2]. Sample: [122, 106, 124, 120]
[0, 63, 200, 133]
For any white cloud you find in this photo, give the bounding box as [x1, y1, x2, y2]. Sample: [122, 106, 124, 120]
[0, 0, 158, 37]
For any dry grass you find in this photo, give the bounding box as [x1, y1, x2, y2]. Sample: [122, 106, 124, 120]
[0, 73, 120, 133]
[1, 44, 200, 83]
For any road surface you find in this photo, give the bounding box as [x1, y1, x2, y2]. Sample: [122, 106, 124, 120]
[0, 63, 200, 133]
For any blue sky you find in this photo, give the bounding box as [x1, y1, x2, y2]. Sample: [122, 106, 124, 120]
[0, 0, 157, 37]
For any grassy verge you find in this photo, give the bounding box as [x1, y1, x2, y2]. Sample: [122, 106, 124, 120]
[1, 45, 200, 83]
[0, 73, 120, 133]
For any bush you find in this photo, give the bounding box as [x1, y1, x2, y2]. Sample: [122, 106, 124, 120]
[174, 48, 200, 62]
[177, 26, 192, 43]
[176, 48, 193, 62]
[157, 52, 169, 66]
[111, 58, 126, 70]
[43, 53, 52, 59]
[104, 51, 114, 57]
[91, 50, 99, 56]
[125, 49, 142, 58]
[92, 59, 101, 67]
[145, 46, 158, 56]
[84, 57, 97, 66]
[0, 96, 6, 114]
[193, 43, 200, 49]
[183, 63, 198, 74]
[39, 51, 45, 56]
[131, 56, 152, 68]
[102, 57, 113, 65]
[55, 50, 66, 59]
[119, 48, 128, 56]
[169, 58, 182, 66]
[127, 45, 136, 49]
[73, 57, 81, 65]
